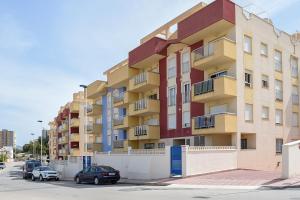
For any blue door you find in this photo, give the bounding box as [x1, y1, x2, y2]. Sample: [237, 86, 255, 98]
[170, 146, 182, 176]
[82, 156, 91, 170]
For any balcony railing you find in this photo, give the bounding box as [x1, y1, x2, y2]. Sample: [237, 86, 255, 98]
[113, 140, 125, 149]
[134, 99, 147, 111]
[275, 90, 283, 101]
[134, 125, 148, 137]
[194, 79, 214, 96]
[134, 72, 147, 85]
[113, 92, 125, 103]
[292, 94, 299, 105]
[194, 115, 215, 129]
[113, 116, 125, 126]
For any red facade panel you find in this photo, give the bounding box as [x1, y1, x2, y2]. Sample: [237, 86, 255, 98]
[70, 142, 79, 149]
[177, 0, 235, 41]
[70, 127, 79, 134]
[128, 37, 167, 67]
[159, 58, 168, 138]
[70, 113, 79, 119]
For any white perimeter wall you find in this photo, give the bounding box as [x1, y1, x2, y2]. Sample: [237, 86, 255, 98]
[282, 140, 300, 178]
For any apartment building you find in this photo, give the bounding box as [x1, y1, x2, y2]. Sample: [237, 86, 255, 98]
[48, 121, 57, 160]
[0, 129, 15, 149]
[48, 0, 300, 171]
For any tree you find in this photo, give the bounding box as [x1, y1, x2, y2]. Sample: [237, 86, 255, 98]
[0, 154, 7, 162]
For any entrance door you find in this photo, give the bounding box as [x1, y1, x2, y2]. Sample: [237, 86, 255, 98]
[170, 146, 182, 176]
[82, 156, 91, 170]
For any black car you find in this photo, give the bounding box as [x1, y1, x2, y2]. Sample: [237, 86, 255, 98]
[22, 160, 41, 179]
[74, 165, 120, 185]
[0, 162, 5, 170]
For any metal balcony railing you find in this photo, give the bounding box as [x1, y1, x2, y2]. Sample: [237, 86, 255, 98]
[194, 115, 215, 129]
[113, 92, 125, 103]
[134, 125, 148, 137]
[194, 79, 214, 96]
[134, 99, 147, 111]
[134, 72, 147, 85]
[113, 140, 124, 148]
[114, 116, 125, 126]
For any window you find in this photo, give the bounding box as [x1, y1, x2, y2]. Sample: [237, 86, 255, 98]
[158, 143, 165, 148]
[210, 71, 227, 79]
[262, 75, 269, 89]
[244, 35, 252, 54]
[292, 112, 298, 127]
[182, 82, 190, 104]
[275, 109, 283, 125]
[260, 42, 268, 56]
[291, 56, 298, 78]
[167, 56, 176, 79]
[168, 87, 176, 106]
[210, 104, 227, 114]
[262, 106, 269, 120]
[292, 86, 299, 105]
[275, 80, 283, 101]
[181, 51, 190, 73]
[194, 136, 205, 146]
[144, 143, 155, 149]
[274, 50, 282, 72]
[245, 71, 252, 87]
[241, 139, 248, 149]
[183, 111, 190, 128]
[168, 114, 176, 129]
[276, 139, 283, 154]
[245, 104, 253, 122]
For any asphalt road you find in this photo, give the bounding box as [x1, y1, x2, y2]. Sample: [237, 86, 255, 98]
[1, 162, 300, 200]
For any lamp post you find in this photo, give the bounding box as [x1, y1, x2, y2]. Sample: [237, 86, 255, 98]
[30, 133, 35, 159]
[80, 84, 88, 169]
[37, 120, 43, 162]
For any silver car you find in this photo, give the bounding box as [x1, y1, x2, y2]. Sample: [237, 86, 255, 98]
[31, 166, 60, 181]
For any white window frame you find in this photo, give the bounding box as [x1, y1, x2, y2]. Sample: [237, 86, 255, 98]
[182, 82, 190, 104]
[244, 104, 253, 122]
[168, 87, 176, 107]
[260, 42, 268, 56]
[275, 79, 283, 101]
[244, 35, 252, 54]
[274, 50, 282, 72]
[167, 56, 176, 79]
[275, 109, 283, 125]
[183, 111, 190, 128]
[181, 51, 190, 74]
[245, 70, 252, 87]
[262, 75, 269, 89]
[261, 106, 269, 120]
[291, 56, 298, 78]
[292, 112, 299, 127]
[168, 113, 176, 130]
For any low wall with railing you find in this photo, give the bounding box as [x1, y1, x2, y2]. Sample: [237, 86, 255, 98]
[182, 146, 237, 176]
[282, 140, 300, 178]
[93, 147, 170, 180]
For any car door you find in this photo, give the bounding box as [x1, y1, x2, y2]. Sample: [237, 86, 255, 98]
[86, 167, 96, 183]
[32, 167, 39, 178]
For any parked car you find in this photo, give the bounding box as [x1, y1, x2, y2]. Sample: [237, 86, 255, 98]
[31, 166, 60, 181]
[0, 162, 5, 170]
[22, 160, 41, 179]
[74, 165, 120, 185]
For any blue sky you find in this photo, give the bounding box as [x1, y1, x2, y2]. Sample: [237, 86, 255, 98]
[0, 0, 299, 146]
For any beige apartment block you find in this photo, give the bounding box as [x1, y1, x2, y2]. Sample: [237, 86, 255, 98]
[0, 129, 16, 149]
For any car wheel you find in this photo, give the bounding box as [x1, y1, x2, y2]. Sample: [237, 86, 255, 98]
[94, 177, 100, 185]
[39, 175, 44, 182]
[75, 177, 81, 184]
[55, 177, 59, 181]
[31, 175, 35, 181]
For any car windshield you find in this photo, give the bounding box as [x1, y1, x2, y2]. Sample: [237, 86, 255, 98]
[39, 166, 52, 171]
[97, 166, 115, 172]
[28, 162, 41, 169]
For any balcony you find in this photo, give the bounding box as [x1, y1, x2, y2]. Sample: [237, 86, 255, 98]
[87, 80, 107, 99]
[113, 116, 139, 129]
[86, 124, 101, 135]
[192, 113, 237, 135]
[192, 76, 236, 103]
[128, 72, 160, 92]
[113, 140, 128, 149]
[58, 136, 68, 144]
[107, 61, 139, 87]
[192, 38, 236, 70]
[70, 102, 79, 113]
[70, 149, 80, 157]
[113, 92, 138, 108]
[129, 125, 160, 140]
[70, 118, 79, 128]
[70, 134, 80, 142]
[86, 143, 102, 152]
[129, 99, 160, 116]
[70, 141, 79, 149]
[87, 104, 102, 116]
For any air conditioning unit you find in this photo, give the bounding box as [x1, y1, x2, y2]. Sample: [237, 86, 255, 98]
[184, 123, 190, 128]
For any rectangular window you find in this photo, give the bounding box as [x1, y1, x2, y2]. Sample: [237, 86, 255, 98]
[262, 75, 269, 89]
[260, 42, 268, 56]
[168, 114, 176, 129]
[292, 85, 299, 105]
[182, 82, 190, 104]
[158, 143, 165, 149]
[245, 71, 252, 87]
[291, 56, 298, 78]
[262, 106, 269, 120]
[181, 51, 190, 74]
[167, 56, 176, 79]
[144, 143, 155, 149]
[275, 109, 283, 125]
[274, 50, 282, 72]
[244, 35, 252, 54]
[292, 112, 298, 127]
[210, 104, 227, 114]
[194, 136, 205, 146]
[245, 104, 253, 122]
[168, 87, 176, 106]
[275, 80, 283, 101]
[183, 111, 190, 128]
[241, 139, 248, 149]
[276, 138, 283, 154]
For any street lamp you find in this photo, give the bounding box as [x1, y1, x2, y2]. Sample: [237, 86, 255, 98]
[80, 84, 88, 169]
[37, 120, 43, 162]
[30, 133, 35, 159]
